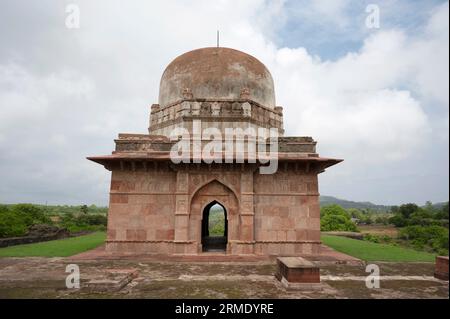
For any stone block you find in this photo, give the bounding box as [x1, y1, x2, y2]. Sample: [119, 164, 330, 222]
[156, 229, 175, 240]
[286, 230, 296, 241]
[107, 229, 116, 240]
[435, 256, 449, 280]
[275, 257, 320, 284]
[110, 194, 128, 204]
[306, 229, 320, 240]
[295, 229, 306, 240]
[277, 231, 287, 241]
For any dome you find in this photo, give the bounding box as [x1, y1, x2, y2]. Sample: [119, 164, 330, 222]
[158, 47, 275, 108]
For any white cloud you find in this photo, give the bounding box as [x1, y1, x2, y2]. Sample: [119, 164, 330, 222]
[269, 28, 439, 164]
[0, 0, 448, 204]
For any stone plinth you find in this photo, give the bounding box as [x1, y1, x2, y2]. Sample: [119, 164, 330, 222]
[275, 257, 320, 288]
[434, 256, 449, 280]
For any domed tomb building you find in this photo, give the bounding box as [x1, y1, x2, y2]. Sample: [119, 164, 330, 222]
[88, 47, 342, 256]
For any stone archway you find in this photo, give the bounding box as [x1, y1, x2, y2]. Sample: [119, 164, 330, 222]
[189, 180, 239, 253]
[201, 201, 227, 251]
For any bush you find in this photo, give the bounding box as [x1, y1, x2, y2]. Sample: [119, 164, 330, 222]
[0, 204, 52, 238]
[363, 233, 380, 243]
[60, 213, 107, 233]
[0, 206, 28, 237]
[0, 204, 108, 238]
[347, 208, 363, 219]
[398, 203, 420, 218]
[390, 203, 449, 227]
[11, 204, 52, 226]
[435, 202, 449, 220]
[320, 205, 358, 232]
[364, 233, 392, 244]
[321, 204, 350, 218]
[399, 225, 449, 254]
[389, 214, 407, 227]
[408, 216, 440, 226]
[375, 216, 389, 225]
[75, 214, 107, 226]
[64, 224, 106, 233]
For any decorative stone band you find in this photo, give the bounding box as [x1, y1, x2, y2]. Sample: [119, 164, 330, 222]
[151, 98, 282, 115]
[149, 99, 283, 133]
[113, 134, 317, 154]
[109, 192, 320, 196]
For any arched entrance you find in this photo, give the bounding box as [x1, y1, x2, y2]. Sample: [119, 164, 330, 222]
[189, 179, 239, 254]
[201, 201, 227, 251]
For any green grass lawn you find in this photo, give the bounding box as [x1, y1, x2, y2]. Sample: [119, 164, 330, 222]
[322, 235, 437, 262]
[0, 232, 106, 257]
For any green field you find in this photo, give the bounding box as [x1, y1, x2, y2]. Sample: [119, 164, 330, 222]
[322, 235, 437, 262]
[0, 232, 106, 257]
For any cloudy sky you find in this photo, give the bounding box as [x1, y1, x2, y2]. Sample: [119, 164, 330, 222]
[0, 0, 448, 206]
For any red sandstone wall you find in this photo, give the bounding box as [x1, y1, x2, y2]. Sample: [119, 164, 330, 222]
[105, 165, 321, 256]
[254, 171, 320, 255]
[106, 169, 177, 253]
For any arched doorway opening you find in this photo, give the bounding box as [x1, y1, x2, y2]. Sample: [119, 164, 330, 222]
[201, 201, 227, 252]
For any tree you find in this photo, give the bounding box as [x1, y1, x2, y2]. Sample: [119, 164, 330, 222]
[375, 216, 389, 225]
[362, 215, 373, 225]
[321, 214, 358, 232]
[11, 204, 51, 226]
[80, 205, 89, 214]
[320, 205, 358, 232]
[0, 208, 27, 237]
[390, 206, 399, 215]
[389, 214, 407, 227]
[424, 201, 437, 214]
[399, 225, 449, 254]
[347, 208, 363, 219]
[0, 204, 51, 238]
[435, 202, 449, 220]
[398, 203, 420, 218]
[321, 204, 350, 218]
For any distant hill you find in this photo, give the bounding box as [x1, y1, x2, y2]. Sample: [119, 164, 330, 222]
[320, 196, 391, 212]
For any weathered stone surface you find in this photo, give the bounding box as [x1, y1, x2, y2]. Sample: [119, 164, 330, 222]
[158, 47, 276, 109]
[275, 257, 320, 284]
[435, 256, 449, 280]
[103, 164, 325, 255]
[88, 46, 342, 257]
[85, 268, 138, 292]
